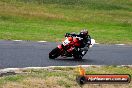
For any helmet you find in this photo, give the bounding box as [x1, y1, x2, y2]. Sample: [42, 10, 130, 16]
[80, 29, 88, 38]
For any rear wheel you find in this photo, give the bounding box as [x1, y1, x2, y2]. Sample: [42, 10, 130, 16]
[73, 55, 82, 60]
[73, 51, 82, 60]
[74, 48, 88, 60]
[49, 47, 61, 59]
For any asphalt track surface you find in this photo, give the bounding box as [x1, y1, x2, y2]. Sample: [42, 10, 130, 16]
[0, 40, 132, 68]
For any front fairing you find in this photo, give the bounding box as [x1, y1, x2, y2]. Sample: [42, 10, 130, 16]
[62, 38, 71, 46]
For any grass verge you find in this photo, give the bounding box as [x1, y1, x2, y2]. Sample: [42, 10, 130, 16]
[0, 0, 132, 44]
[0, 66, 132, 88]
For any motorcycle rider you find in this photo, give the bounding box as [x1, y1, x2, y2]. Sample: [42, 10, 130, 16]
[65, 29, 91, 58]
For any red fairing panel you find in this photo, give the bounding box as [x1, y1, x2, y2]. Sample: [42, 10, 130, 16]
[74, 42, 81, 47]
[57, 44, 62, 49]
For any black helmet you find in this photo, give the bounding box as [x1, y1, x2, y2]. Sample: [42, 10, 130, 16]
[80, 29, 88, 38]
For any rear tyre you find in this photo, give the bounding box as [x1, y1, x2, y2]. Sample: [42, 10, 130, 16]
[73, 55, 82, 60]
[73, 51, 82, 60]
[49, 47, 61, 59]
[71, 48, 81, 60]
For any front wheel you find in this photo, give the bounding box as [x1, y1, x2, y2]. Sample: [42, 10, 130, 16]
[49, 47, 61, 59]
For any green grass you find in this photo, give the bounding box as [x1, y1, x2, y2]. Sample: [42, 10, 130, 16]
[0, 0, 132, 44]
[0, 66, 132, 88]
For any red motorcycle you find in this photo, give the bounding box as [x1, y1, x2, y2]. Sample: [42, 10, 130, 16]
[49, 35, 91, 60]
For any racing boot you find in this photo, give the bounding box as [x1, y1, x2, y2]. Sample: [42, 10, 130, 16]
[80, 46, 88, 51]
[80, 46, 89, 56]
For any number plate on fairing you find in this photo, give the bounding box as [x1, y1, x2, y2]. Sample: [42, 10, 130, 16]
[63, 38, 70, 46]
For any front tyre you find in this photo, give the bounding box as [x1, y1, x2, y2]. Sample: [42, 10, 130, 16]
[49, 47, 61, 59]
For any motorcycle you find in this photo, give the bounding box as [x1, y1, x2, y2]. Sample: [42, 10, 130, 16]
[49, 36, 94, 60]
